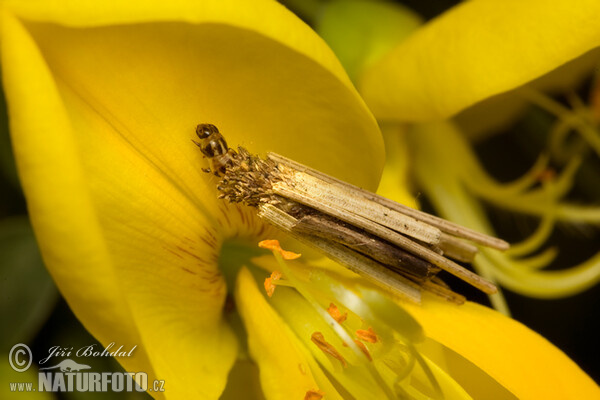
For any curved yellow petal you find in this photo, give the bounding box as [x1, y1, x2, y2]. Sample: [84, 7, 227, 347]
[456, 48, 600, 141]
[2, 1, 382, 399]
[4, 0, 383, 186]
[235, 266, 341, 400]
[360, 0, 600, 121]
[418, 339, 517, 400]
[420, 353, 474, 400]
[2, 0, 383, 398]
[1, 10, 157, 381]
[403, 295, 600, 400]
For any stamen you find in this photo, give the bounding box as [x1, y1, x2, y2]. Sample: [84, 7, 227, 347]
[356, 327, 379, 344]
[258, 239, 302, 260]
[327, 303, 347, 324]
[304, 389, 325, 400]
[310, 332, 347, 367]
[409, 117, 600, 311]
[257, 242, 452, 398]
[521, 87, 600, 156]
[536, 168, 556, 184]
[264, 270, 282, 298]
[353, 339, 373, 362]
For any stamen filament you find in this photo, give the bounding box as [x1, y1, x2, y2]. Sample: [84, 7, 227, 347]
[520, 87, 600, 156]
[259, 242, 458, 398]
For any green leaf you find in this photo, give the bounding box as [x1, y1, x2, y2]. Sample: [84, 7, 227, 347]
[0, 216, 58, 349]
[316, 0, 422, 82]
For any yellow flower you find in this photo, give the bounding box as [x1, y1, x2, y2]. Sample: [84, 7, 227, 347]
[2, 0, 599, 399]
[314, 0, 600, 311]
[1, 0, 381, 397]
[359, 0, 600, 121]
[313, 0, 600, 396]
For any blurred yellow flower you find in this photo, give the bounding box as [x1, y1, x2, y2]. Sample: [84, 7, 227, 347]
[315, 0, 600, 312]
[359, 0, 600, 121]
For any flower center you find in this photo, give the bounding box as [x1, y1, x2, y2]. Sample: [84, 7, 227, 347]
[257, 242, 452, 399]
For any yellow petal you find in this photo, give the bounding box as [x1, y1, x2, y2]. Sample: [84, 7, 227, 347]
[456, 48, 600, 141]
[403, 295, 600, 399]
[4, 0, 383, 187]
[2, 0, 382, 397]
[360, 0, 600, 121]
[375, 124, 418, 208]
[419, 353, 475, 400]
[235, 266, 342, 400]
[1, 10, 157, 381]
[419, 339, 518, 400]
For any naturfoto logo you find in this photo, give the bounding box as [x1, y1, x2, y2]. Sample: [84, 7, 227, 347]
[8, 343, 165, 394]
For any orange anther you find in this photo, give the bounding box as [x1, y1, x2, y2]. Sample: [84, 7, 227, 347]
[304, 389, 325, 400]
[327, 303, 347, 324]
[258, 239, 301, 260]
[536, 168, 556, 183]
[311, 332, 347, 367]
[356, 327, 378, 343]
[263, 270, 282, 298]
